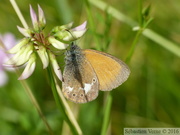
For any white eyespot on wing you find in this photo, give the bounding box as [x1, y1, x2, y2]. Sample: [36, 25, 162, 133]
[66, 86, 73, 92]
[84, 83, 92, 94]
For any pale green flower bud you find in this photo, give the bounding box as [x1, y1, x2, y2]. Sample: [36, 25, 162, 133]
[38, 4, 46, 30]
[54, 30, 72, 41]
[52, 22, 73, 33]
[36, 45, 49, 69]
[54, 29, 87, 42]
[30, 5, 39, 32]
[48, 36, 68, 50]
[51, 21, 87, 43]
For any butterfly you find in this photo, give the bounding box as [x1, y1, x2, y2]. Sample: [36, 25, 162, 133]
[62, 43, 130, 103]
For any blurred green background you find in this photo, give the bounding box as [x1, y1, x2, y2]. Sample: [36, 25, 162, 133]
[0, 0, 180, 135]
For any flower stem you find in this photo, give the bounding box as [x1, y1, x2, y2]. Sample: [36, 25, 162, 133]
[85, 0, 101, 51]
[88, 0, 180, 58]
[19, 78, 54, 135]
[1, 39, 53, 135]
[9, 0, 28, 29]
[47, 66, 82, 135]
[138, 0, 143, 27]
[9, 0, 53, 134]
[126, 29, 143, 63]
[101, 92, 112, 135]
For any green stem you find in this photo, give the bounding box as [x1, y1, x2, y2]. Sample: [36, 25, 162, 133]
[47, 66, 82, 135]
[1, 36, 53, 135]
[138, 0, 143, 27]
[85, 0, 101, 50]
[143, 29, 180, 57]
[19, 79, 54, 135]
[101, 93, 112, 135]
[9, 0, 28, 29]
[126, 29, 143, 63]
[88, 0, 180, 58]
[88, 0, 137, 27]
[9, 1, 53, 134]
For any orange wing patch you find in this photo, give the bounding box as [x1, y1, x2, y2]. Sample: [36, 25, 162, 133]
[83, 49, 130, 91]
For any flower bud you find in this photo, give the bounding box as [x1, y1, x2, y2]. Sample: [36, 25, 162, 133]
[48, 36, 68, 50]
[37, 45, 49, 69]
[30, 5, 39, 32]
[38, 4, 46, 30]
[51, 22, 73, 33]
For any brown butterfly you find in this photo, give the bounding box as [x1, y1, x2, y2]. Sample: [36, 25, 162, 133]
[62, 43, 130, 103]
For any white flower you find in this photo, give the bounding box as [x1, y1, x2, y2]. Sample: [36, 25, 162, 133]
[4, 5, 48, 80]
[3, 5, 88, 82]
[49, 21, 87, 47]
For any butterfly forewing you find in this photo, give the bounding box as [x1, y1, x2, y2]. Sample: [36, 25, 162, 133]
[62, 45, 99, 103]
[83, 49, 130, 91]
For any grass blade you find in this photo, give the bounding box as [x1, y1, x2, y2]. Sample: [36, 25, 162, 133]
[88, 0, 180, 58]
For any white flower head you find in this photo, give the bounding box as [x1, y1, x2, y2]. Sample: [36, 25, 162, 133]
[50, 21, 87, 46]
[4, 5, 88, 82]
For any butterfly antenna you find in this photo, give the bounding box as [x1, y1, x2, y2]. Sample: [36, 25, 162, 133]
[65, 29, 76, 45]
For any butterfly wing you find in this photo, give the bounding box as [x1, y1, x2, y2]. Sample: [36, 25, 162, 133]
[83, 49, 130, 91]
[62, 49, 99, 103]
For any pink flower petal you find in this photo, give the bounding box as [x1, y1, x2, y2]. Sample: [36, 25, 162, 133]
[0, 33, 17, 49]
[71, 21, 87, 31]
[30, 5, 38, 29]
[38, 4, 46, 25]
